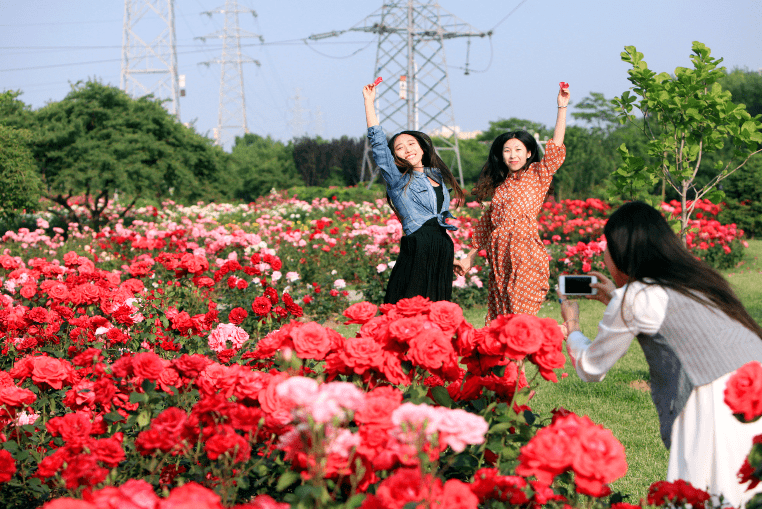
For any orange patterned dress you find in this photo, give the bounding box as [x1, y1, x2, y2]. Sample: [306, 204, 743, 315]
[473, 140, 566, 323]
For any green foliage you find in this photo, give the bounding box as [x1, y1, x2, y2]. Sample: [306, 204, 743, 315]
[553, 126, 614, 200]
[0, 92, 42, 218]
[430, 137, 489, 189]
[720, 67, 762, 119]
[286, 184, 385, 203]
[0, 125, 41, 218]
[476, 117, 552, 143]
[718, 156, 762, 237]
[230, 133, 302, 201]
[31, 80, 229, 230]
[292, 136, 365, 187]
[571, 92, 621, 133]
[613, 42, 762, 237]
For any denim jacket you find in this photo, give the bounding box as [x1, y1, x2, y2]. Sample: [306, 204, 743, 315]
[368, 125, 457, 236]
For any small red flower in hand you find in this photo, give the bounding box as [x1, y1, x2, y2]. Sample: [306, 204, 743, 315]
[559, 81, 569, 90]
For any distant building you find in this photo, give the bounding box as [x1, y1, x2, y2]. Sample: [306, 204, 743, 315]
[427, 125, 482, 140]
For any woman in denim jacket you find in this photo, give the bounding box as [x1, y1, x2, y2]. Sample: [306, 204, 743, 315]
[363, 82, 465, 304]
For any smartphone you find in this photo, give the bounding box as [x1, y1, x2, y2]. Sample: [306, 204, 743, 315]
[558, 275, 598, 296]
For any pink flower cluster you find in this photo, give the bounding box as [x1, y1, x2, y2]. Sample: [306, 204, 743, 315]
[274, 377, 488, 488]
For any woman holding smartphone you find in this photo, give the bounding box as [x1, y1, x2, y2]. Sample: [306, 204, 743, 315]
[559, 201, 762, 506]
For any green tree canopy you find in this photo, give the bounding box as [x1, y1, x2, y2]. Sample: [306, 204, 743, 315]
[720, 68, 762, 119]
[229, 133, 302, 202]
[0, 92, 42, 218]
[31, 80, 228, 230]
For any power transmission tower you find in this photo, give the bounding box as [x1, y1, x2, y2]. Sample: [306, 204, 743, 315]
[121, 0, 181, 119]
[198, 1, 262, 149]
[288, 89, 309, 138]
[310, 1, 489, 187]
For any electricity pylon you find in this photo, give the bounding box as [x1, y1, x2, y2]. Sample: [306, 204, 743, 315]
[121, 0, 181, 120]
[198, 1, 262, 149]
[310, 1, 489, 187]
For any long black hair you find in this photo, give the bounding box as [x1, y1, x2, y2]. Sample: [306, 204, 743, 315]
[472, 131, 541, 202]
[387, 130, 465, 207]
[604, 201, 762, 338]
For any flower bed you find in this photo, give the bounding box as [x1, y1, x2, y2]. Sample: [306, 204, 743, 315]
[0, 194, 756, 508]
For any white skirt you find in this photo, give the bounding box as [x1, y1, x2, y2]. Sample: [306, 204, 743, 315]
[668, 371, 762, 507]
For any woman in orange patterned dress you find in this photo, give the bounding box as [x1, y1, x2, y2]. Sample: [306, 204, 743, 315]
[456, 85, 569, 323]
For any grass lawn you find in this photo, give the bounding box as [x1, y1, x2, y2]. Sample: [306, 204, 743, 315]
[335, 240, 762, 500]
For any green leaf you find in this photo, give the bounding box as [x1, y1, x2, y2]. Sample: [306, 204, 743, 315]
[129, 391, 149, 404]
[137, 410, 152, 428]
[277, 470, 301, 492]
[430, 386, 453, 408]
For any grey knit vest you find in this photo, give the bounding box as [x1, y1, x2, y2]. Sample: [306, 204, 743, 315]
[635, 288, 762, 448]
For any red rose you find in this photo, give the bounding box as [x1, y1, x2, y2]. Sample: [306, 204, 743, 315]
[245, 494, 291, 509]
[31, 356, 73, 390]
[0, 386, 36, 409]
[515, 423, 577, 484]
[252, 296, 273, 316]
[47, 283, 70, 302]
[724, 361, 762, 422]
[387, 317, 425, 342]
[0, 449, 16, 482]
[205, 425, 251, 462]
[572, 424, 627, 496]
[339, 336, 383, 374]
[428, 301, 464, 334]
[234, 369, 269, 401]
[441, 478, 479, 509]
[291, 322, 332, 360]
[173, 354, 212, 378]
[408, 328, 456, 371]
[394, 295, 432, 316]
[343, 301, 379, 325]
[91, 435, 126, 467]
[132, 352, 166, 381]
[354, 386, 403, 427]
[491, 314, 544, 360]
[161, 482, 223, 509]
[20, 284, 37, 299]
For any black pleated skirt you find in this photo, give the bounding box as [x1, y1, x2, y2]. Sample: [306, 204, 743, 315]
[384, 217, 454, 304]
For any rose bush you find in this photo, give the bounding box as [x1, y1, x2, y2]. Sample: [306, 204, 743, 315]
[0, 193, 755, 508]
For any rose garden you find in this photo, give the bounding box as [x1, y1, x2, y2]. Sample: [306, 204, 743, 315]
[2, 39, 762, 509]
[0, 191, 760, 509]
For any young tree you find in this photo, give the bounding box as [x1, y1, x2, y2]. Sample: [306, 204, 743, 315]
[613, 42, 762, 238]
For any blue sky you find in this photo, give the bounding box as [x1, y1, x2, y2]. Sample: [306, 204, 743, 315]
[2, 0, 760, 147]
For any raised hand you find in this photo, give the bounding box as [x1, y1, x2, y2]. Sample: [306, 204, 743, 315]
[558, 83, 570, 108]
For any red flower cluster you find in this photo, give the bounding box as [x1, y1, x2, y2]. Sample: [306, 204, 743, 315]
[515, 412, 627, 496]
[647, 479, 711, 507]
[43, 480, 288, 509]
[250, 297, 565, 405]
[360, 467, 478, 509]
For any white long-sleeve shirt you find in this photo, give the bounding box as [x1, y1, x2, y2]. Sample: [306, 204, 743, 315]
[566, 281, 668, 381]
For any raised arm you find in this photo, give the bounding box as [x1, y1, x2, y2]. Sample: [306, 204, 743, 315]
[552, 85, 570, 146]
[363, 84, 379, 128]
